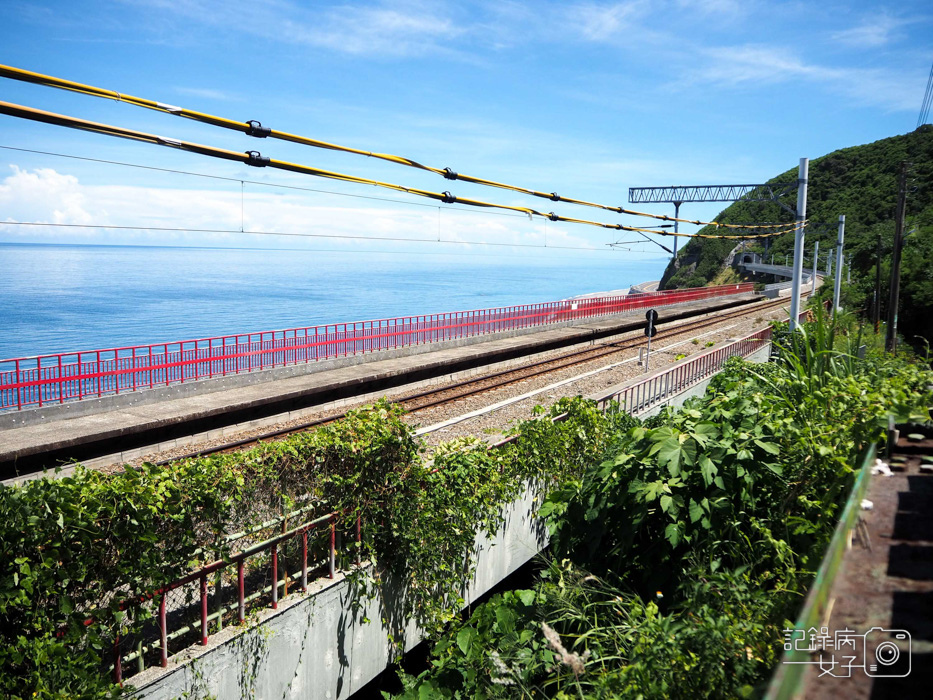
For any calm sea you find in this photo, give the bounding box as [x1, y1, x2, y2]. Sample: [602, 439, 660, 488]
[0, 243, 667, 359]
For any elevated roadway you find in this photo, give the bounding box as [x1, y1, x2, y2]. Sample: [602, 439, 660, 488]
[740, 262, 817, 298]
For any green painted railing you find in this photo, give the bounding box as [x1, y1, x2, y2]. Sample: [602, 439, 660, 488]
[763, 445, 876, 700]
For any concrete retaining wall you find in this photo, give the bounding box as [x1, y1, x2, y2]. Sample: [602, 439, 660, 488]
[130, 484, 548, 700]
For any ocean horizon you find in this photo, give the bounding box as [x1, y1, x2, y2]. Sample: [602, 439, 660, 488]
[0, 242, 668, 360]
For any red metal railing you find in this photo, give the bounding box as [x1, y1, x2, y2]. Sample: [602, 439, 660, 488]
[104, 306, 813, 683]
[111, 326, 772, 681]
[0, 284, 753, 411]
[113, 509, 353, 682]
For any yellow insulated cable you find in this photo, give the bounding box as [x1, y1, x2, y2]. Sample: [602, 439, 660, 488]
[0, 100, 797, 241]
[0, 63, 799, 232]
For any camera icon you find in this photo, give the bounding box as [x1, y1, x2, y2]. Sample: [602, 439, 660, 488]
[863, 627, 911, 677]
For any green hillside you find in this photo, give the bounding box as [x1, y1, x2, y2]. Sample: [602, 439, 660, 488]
[660, 125, 933, 345]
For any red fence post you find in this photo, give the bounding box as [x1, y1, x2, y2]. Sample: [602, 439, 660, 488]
[301, 530, 308, 592]
[200, 573, 208, 645]
[237, 560, 245, 624]
[113, 633, 122, 685]
[159, 594, 168, 667]
[271, 544, 278, 610]
[355, 514, 362, 567]
[329, 520, 336, 579]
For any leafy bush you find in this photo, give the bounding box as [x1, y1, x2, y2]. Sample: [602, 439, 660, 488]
[397, 317, 933, 698]
[0, 397, 630, 697]
[396, 561, 780, 700]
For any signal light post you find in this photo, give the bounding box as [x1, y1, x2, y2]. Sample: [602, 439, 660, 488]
[645, 309, 659, 373]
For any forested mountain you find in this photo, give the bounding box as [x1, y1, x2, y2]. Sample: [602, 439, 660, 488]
[660, 125, 933, 345]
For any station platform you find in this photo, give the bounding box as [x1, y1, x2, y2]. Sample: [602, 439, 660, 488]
[0, 293, 761, 479]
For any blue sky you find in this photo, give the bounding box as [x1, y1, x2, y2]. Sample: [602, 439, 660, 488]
[0, 0, 931, 261]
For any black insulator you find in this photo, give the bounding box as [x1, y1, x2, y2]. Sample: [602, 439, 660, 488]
[550, 192, 560, 201]
[548, 212, 559, 221]
[245, 151, 270, 167]
[246, 120, 271, 138]
[442, 191, 457, 204]
[443, 167, 458, 180]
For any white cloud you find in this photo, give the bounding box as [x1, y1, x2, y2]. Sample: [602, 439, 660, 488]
[0, 166, 610, 252]
[675, 0, 745, 19]
[566, 1, 648, 41]
[277, 2, 462, 56]
[120, 0, 464, 57]
[0, 166, 96, 227]
[693, 44, 831, 85]
[831, 12, 909, 48]
[683, 43, 923, 111]
[174, 86, 239, 101]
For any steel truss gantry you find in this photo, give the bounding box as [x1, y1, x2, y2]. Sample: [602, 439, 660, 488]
[628, 183, 797, 207]
[622, 181, 798, 258]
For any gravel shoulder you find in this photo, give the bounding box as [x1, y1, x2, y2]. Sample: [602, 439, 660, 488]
[110, 298, 794, 471]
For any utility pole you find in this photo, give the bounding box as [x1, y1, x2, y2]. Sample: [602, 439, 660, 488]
[833, 216, 845, 316]
[885, 161, 909, 353]
[873, 235, 882, 332]
[811, 241, 819, 295]
[789, 158, 809, 330]
[672, 201, 682, 259]
[827, 248, 833, 276]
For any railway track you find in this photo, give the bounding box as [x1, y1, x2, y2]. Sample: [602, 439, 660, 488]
[157, 296, 793, 463]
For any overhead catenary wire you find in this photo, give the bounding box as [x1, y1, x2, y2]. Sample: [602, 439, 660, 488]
[0, 63, 799, 232]
[0, 219, 620, 252]
[6, 144, 639, 254]
[0, 146, 655, 254]
[0, 144, 525, 218]
[919, 58, 933, 129]
[0, 100, 802, 240]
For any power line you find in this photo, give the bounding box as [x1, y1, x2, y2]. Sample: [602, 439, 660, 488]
[0, 63, 797, 232]
[0, 146, 655, 255]
[0, 144, 522, 219]
[919, 58, 933, 129]
[0, 219, 616, 252]
[0, 239, 621, 260]
[0, 100, 800, 241]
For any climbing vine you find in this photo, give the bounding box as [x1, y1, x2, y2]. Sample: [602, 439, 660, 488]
[0, 396, 628, 698]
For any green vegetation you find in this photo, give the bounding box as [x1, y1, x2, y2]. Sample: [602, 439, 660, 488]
[0, 398, 632, 699]
[3, 314, 930, 699]
[660, 125, 933, 347]
[392, 314, 932, 699]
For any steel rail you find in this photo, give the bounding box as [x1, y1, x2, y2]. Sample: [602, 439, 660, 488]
[155, 295, 794, 463]
[108, 308, 797, 683]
